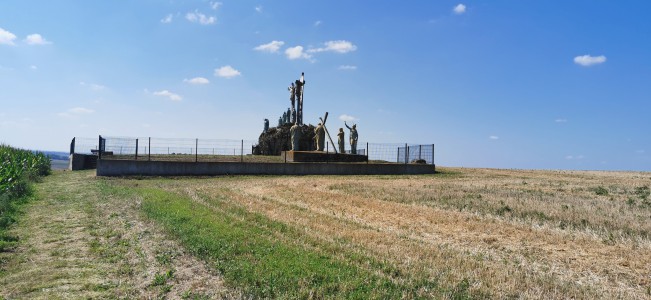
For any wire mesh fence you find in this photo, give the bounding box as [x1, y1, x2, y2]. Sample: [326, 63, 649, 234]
[70, 136, 434, 165]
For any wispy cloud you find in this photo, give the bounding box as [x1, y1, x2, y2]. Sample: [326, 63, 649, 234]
[183, 77, 210, 85]
[489, 135, 499, 140]
[153, 90, 182, 101]
[574, 54, 606, 66]
[186, 11, 216, 25]
[254, 40, 285, 53]
[29, 65, 37, 70]
[636, 150, 645, 154]
[338, 65, 357, 71]
[565, 155, 585, 160]
[0, 28, 17, 46]
[58, 107, 95, 118]
[214, 65, 241, 78]
[308, 40, 357, 54]
[210, 1, 222, 10]
[555, 118, 567, 123]
[80, 82, 106, 91]
[453, 4, 467, 14]
[285, 46, 313, 60]
[24, 34, 51, 45]
[314, 20, 322, 27]
[161, 14, 173, 24]
[255, 5, 263, 13]
[339, 114, 358, 122]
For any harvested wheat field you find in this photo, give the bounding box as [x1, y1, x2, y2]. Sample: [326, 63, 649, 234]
[101, 167, 651, 299]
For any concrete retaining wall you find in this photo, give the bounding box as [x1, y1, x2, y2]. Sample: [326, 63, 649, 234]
[69, 154, 97, 170]
[96, 159, 435, 176]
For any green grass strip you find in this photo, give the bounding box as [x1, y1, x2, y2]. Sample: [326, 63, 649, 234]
[137, 187, 403, 299]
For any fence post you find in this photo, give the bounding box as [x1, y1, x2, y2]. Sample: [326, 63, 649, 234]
[70, 137, 76, 155]
[196, 138, 198, 162]
[366, 142, 369, 164]
[397, 146, 400, 163]
[432, 144, 435, 165]
[241, 140, 244, 162]
[405, 143, 408, 164]
[98, 136, 102, 160]
[135, 139, 139, 160]
[148, 137, 151, 161]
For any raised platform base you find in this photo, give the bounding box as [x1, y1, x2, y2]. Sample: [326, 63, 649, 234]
[281, 151, 368, 163]
[96, 160, 435, 176]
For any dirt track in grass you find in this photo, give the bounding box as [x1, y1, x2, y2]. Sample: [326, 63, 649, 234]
[0, 170, 240, 299]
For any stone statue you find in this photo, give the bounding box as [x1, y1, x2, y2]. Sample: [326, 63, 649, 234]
[263, 118, 269, 133]
[337, 128, 345, 154]
[286, 108, 291, 124]
[278, 116, 283, 127]
[314, 122, 325, 151]
[288, 82, 296, 123]
[290, 123, 301, 151]
[345, 122, 358, 154]
[282, 111, 287, 124]
[295, 73, 305, 125]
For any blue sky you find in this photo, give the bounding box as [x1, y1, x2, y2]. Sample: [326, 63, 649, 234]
[1, 1, 649, 171]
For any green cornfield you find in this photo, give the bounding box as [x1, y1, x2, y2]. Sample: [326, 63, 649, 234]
[0, 144, 51, 249]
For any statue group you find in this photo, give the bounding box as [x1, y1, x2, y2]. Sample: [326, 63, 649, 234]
[288, 73, 306, 125]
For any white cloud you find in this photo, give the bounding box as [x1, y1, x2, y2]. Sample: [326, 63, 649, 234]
[339, 114, 358, 122]
[214, 65, 241, 78]
[255, 5, 263, 13]
[186, 11, 216, 25]
[565, 155, 585, 160]
[69, 107, 94, 114]
[184, 77, 210, 85]
[153, 90, 182, 101]
[314, 20, 322, 27]
[308, 40, 357, 53]
[489, 135, 499, 140]
[574, 55, 606, 67]
[210, 1, 222, 10]
[555, 118, 567, 123]
[254, 40, 285, 53]
[636, 150, 645, 154]
[24, 33, 51, 45]
[161, 14, 173, 24]
[453, 4, 467, 14]
[80, 82, 106, 91]
[338, 65, 357, 70]
[285, 46, 312, 60]
[30, 65, 37, 70]
[0, 28, 17, 45]
[59, 107, 94, 118]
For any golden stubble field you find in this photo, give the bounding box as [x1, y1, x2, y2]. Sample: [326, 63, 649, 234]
[128, 167, 651, 298]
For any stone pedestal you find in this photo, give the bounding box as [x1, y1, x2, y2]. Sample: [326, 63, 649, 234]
[281, 151, 368, 163]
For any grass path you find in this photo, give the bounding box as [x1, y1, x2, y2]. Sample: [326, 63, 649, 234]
[0, 170, 237, 299]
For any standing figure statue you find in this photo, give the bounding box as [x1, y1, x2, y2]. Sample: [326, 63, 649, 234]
[263, 118, 269, 133]
[288, 82, 296, 123]
[345, 122, 358, 154]
[295, 73, 305, 125]
[314, 122, 325, 151]
[278, 116, 283, 127]
[290, 123, 301, 151]
[337, 128, 345, 154]
[286, 108, 291, 124]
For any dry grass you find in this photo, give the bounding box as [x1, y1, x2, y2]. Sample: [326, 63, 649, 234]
[0, 170, 241, 299]
[122, 167, 651, 299]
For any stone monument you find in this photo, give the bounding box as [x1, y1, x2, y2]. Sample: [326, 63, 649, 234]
[263, 118, 269, 133]
[337, 128, 345, 153]
[314, 122, 325, 151]
[345, 122, 358, 154]
[290, 122, 301, 151]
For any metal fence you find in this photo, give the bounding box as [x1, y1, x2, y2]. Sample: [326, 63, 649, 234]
[70, 136, 434, 165]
